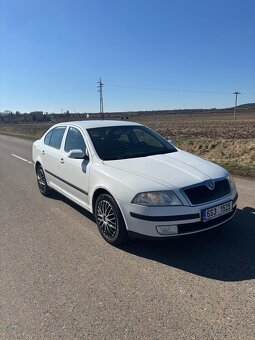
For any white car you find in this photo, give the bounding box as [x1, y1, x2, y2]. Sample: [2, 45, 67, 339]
[32, 120, 238, 245]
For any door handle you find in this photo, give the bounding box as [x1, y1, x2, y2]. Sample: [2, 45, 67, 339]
[42, 150, 45, 155]
[60, 158, 64, 164]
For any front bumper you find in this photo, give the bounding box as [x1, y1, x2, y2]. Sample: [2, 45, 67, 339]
[119, 192, 238, 239]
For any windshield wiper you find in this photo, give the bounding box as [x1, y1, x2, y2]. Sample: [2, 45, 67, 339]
[103, 155, 127, 161]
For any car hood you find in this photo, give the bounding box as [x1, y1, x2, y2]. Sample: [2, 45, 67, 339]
[103, 150, 228, 190]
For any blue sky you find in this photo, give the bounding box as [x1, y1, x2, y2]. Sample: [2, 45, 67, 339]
[0, 0, 255, 113]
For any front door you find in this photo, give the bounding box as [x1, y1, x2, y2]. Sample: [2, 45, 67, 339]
[58, 126, 91, 208]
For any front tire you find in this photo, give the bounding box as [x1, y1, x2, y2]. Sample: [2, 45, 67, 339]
[36, 164, 52, 197]
[95, 194, 129, 245]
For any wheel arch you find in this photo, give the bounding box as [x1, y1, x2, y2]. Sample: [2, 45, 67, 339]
[92, 187, 129, 244]
[35, 161, 42, 171]
[92, 188, 112, 214]
[92, 186, 129, 232]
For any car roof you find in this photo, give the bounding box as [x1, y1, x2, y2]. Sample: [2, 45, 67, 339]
[57, 119, 142, 130]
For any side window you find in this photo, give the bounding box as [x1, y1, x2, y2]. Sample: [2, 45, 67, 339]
[44, 130, 53, 146]
[64, 127, 86, 153]
[49, 127, 66, 149]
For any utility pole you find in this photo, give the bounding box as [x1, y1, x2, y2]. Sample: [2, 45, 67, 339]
[97, 78, 104, 119]
[233, 91, 240, 121]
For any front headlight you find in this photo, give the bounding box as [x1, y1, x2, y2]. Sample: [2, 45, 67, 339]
[228, 174, 236, 192]
[131, 191, 183, 206]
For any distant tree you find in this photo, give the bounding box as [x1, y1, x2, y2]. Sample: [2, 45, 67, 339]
[42, 114, 50, 122]
[15, 111, 21, 116]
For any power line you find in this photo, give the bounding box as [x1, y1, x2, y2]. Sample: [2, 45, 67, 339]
[104, 83, 255, 95]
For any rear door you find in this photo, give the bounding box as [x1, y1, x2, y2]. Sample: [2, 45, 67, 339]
[42, 126, 67, 188]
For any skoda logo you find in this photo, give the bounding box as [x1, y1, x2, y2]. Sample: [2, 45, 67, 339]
[206, 179, 215, 191]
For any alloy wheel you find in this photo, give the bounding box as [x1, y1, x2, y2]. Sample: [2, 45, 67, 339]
[96, 199, 117, 239]
[37, 167, 46, 193]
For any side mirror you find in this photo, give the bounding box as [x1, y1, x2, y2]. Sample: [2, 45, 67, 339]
[67, 149, 86, 159]
[167, 139, 175, 146]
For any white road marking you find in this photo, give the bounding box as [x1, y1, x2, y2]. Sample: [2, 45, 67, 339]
[11, 154, 33, 164]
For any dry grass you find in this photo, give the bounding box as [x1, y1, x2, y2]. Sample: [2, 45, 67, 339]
[0, 123, 51, 140]
[178, 138, 255, 177]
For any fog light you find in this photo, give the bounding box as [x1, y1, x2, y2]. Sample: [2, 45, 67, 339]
[156, 225, 178, 235]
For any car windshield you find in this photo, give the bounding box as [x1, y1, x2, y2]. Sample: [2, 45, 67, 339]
[87, 125, 177, 161]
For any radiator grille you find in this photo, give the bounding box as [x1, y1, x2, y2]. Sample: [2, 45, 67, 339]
[184, 179, 231, 205]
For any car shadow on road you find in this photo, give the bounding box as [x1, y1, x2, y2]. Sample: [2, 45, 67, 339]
[47, 191, 254, 282]
[119, 207, 255, 282]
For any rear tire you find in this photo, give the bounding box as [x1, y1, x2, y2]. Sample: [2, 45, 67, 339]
[36, 165, 52, 197]
[95, 194, 129, 245]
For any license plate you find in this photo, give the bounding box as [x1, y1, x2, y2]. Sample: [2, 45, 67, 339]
[202, 201, 233, 222]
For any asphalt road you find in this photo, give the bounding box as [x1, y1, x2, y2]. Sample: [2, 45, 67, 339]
[0, 134, 255, 339]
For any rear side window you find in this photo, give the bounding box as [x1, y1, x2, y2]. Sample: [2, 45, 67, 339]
[65, 127, 86, 153]
[44, 130, 53, 146]
[49, 127, 66, 149]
